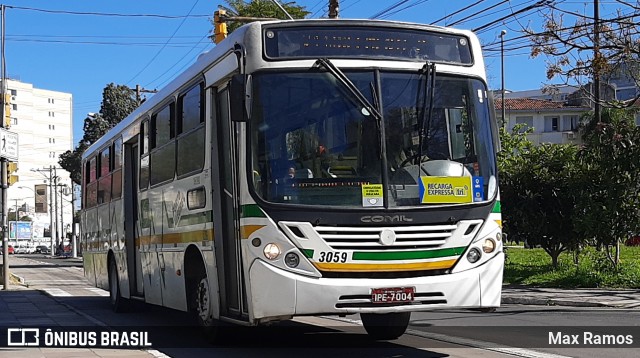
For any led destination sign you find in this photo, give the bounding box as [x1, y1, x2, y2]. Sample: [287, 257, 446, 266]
[264, 26, 473, 64]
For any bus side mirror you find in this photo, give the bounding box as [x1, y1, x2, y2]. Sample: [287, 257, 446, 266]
[229, 74, 249, 122]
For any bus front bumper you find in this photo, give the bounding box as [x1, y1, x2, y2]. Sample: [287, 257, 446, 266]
[249, 251, 504, 320]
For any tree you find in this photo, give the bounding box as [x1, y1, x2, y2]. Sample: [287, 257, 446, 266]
[528, 3, 640, 107]
[59, 83, 138, 184]
[574, 107, 640, 269]
[212, 0, 310, 36]
[498, 125, 582, 268]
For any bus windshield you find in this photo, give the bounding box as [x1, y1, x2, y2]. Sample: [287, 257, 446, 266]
[249, 70, 497, 208]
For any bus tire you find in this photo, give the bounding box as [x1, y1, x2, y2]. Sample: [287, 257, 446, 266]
[108, 259, 129, 313]
[361, 312, 411, 340]
[191, 269, 221, 342]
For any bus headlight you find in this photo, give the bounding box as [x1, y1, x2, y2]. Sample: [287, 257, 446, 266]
[284, 252, 300, 268]
[263, 243, 281, 260]
[482, 238, 496, 253]
[467, 248, 481, 263]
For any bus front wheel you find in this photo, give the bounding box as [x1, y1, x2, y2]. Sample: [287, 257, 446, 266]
[361, 312, 411, 340]
[194, 274, 214, 327]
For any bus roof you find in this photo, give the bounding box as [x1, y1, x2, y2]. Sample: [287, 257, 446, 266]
[82, 19, 479, 160]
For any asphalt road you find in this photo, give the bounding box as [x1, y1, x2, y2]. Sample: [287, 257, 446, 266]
[3, 255, 639, 358]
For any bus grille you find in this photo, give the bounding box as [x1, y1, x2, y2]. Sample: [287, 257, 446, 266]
[280, 220, 482, 251]
[315, 224, 458, 250]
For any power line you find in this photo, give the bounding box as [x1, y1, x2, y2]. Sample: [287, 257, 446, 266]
[369, 1, 410, 20]
[448, 0, 511, 26]
[8, 34, 203, 39]
[125, 0, 201, 86]
[144, 32, 212, 88]
[377, 0, 434, 20]
[8, 5, 210, 19]
[473, 0, 553, 32]
[6, 38, 206, 47]
[431, 0, 486, 25]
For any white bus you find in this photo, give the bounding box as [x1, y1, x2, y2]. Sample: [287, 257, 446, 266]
[81, 19, 503, 340]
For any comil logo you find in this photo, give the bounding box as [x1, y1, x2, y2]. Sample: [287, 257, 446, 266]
[361, 215, 413, 223]
[7, 328, 40, 346]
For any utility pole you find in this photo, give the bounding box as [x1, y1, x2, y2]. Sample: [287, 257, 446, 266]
[47, 166, 54, 256]
[53, 167, 59, 252]
[135, 85, 158, 106]
[59, 184, 64, 253]
[593, 0, 601, 121]
[1, 3, 9, 290]
[329, 0, 339, 19]
[71, 184, 77, 258]
[500, 29, 507, 129]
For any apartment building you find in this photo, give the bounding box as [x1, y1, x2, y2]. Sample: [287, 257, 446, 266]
[3, 78, 73, 240]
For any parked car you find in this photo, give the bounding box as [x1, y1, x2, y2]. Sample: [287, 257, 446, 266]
[12, 240, 36, 254]
[0, 245, 14, 255]
[35, 245, 51, 255]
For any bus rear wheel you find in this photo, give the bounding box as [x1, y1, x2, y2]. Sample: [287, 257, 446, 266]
[361, 312, 411, 340]
[108, 259, 129, 313]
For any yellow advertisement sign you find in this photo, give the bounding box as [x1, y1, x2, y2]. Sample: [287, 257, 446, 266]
[420, 176, 473, 204]
[362, 184, 383, 207]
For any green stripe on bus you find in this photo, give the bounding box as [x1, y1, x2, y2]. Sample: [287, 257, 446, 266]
[492, 201, 501, 213]
[302, 249, 314, 258]
[241, 204, 266, 218]
[352, 247, 466, 261]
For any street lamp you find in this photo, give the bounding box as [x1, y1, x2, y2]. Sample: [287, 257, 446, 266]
[500, 29, 507, 129]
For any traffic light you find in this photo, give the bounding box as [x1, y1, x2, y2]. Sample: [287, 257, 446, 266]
[7, 161, 18, 186]
[3, 93, 11, 129]
[214, 10, 228, 44]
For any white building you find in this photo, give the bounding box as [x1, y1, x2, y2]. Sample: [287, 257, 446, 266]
[3, 78, 73, 243]
[496, 98, 590, 145]
[502, 84, 578, 102]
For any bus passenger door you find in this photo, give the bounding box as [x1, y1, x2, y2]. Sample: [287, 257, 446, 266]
[124, 141, 144, 296]
[212, 87, 248, 320]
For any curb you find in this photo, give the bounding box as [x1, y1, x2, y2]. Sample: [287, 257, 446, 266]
[502, 296, 611, 308]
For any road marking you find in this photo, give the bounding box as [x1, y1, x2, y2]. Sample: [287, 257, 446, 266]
[324, 316, 573, 358]
[42, 288, 72, 297]
[86, 287, 110, 296]
[146, 350, 172, 358]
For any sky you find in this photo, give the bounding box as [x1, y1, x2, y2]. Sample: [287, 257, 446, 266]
[0, 0, 613, 145]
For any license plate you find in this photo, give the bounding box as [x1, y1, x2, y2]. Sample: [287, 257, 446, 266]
[371, 287, 415, 303]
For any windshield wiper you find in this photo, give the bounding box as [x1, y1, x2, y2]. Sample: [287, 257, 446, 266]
[416, 62, 436, 165]
[314, 58, 382, 121]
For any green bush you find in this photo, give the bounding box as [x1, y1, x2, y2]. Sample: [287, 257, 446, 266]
[503, 245, 640, 288]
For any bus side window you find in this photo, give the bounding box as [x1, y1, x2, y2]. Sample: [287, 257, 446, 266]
[150, 103, 176, 186]
[177, 82, 205, 178]
[112, 137, 123, 199]
[85, 157, 98, 208]
[97, 146, 112, 204]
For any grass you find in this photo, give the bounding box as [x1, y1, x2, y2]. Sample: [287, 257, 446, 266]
[503, 245, 640, 288]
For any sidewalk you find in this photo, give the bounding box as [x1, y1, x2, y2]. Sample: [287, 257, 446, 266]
[0, 259, 158, 357]
[502, 285, 640, 308]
